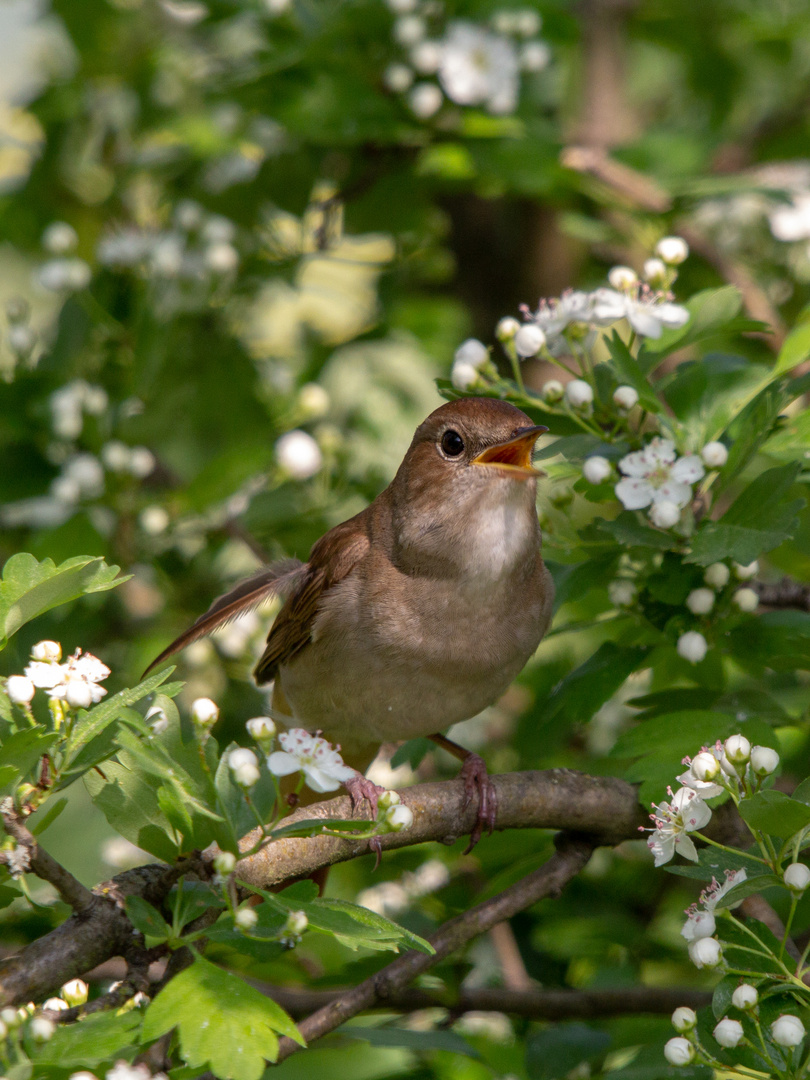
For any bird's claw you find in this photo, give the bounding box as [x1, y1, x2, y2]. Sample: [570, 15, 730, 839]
[369, 835, 383, 871]
[460, 753, 498, 854]
[344, 773, 386, 820]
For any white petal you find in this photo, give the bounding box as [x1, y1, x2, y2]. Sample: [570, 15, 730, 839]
[627, 307, 663, 338]
[24, 661, 65, 689]
[266, 751, 303, 777]
[671, 455, 705, 484]
[302, 764, 343, 793]
[657, 303, 690, 328]
[654, 480, 693, 507]
[615, 478, 655, 510]
[674, 834, 699, 862]
[649, 834, 675, 866]
[617, 448, 653, 478]
[646, 438, 676, 464]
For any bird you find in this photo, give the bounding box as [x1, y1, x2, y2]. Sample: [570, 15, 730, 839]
[146, 397, 554, 848]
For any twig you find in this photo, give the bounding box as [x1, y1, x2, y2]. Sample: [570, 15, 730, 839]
[261, 983, 712, 1021]
[753, 578, 810, 612]
[1, 805, 94, 915]
[488, 921, 533, 991]
[274, 833, 595, 1060]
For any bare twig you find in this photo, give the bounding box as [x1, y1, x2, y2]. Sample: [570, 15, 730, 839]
[262, 983, 711, 1021]
[754, 578, 810, 612]
[1, 805, 94, 915]
[560, 146, 672, 213]
[274, 834, 596, 1061]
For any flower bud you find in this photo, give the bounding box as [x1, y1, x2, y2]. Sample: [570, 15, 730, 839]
[31, 640, 61, 662]
[784, 862, 810, 892]
[454, 338, 488, 369]
[608, 580, 636, 607]
[377, 790, 401, 811]
[564, 379, 593, 409]
[514, 324, 546, 358]
[146, 705, 169, 735]
[649, 501, 680, 529]
[732, 984, 758, 1010]
[6, 676, 35, 705]
[664, 1037, 694, 1066]
[383, 63, 414, 93]
[228, 747, 258, 772]
[275, 430, 323, 480]
[60, 979, 88, 1007]
[30, 1016, 56, 1041]
[749, 745, 779, 776]
[190, 697, 219, 727]
[608, 266, 638, 290]
[656, 236, 689, 265]
[704, 563, 730, 589]
[613, 385, 639, 411]
[686, 588, 714, 615]
[386, 804, 414, 831]
[691, 751, 720, 782]
[43, 221, 78, 254]
[671, 1007, 697, 1032]
[284, 910, 308, 936]
[688, 936, 722, 968]
[771, 1014, 805, 1048]
[583, 456, 611, 485]
[451, 362, 479, 391]
[677, 631, 708, 664]
[542, 379, 564, 403]
[643, 257, 667, 284]
[732, 588, 759, 613]
[65, 680, 93, 710]
[234, 762, 261, 788]
[724, 735, 751, 764]
[408, 82, 443, 119]
[246, 717, 276, 746]
[394, 14, 426, 45]
[213, 851, 237, 875]
[43, 998, 68, 1012]
[733, 560, 758, 580]
[713, 1017, 743, 1048]
[0, 1007, 19, 1028]
[701, 441, 728, 468]
[235, 907, 258, 931]
[496, 316, 520, 340]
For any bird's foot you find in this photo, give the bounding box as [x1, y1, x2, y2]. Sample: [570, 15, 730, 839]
[460, 753, 498, 854]
[344, 772, 386, 819]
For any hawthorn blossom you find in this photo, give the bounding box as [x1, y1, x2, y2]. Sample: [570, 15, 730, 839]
[25, 649, 110, 709]
[267, 728, 355, 793]
[682, 869, 747, 941]
[645, 786, 711, 866]
[615, 438, 704, 512]
[678, 747, 724, 798]
[437, 22, 519, 114]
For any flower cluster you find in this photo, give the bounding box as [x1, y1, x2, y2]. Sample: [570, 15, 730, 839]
[266, 727, 357, 793]
[383, 2, 550, 120]
[5, 641, 110, 713]
[665, 1002, 807, 1069]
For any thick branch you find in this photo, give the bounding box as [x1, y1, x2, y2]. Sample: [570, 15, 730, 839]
[264, 984, 711, 1021]
[1, 806, 94, 915]
[275, 834, 595, 1061]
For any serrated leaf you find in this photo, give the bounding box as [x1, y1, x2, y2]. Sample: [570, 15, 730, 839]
[0, 553, 127, 649]
[85, 758, 181, 862]
[142, 954, 303, 1080]
[125, 895, 171, 942]
[0, 729, 58, 794]
[739, 790, 810, 838]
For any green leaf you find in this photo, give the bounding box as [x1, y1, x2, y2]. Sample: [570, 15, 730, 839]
[32, 1010, 142, 1067]
[772, 319, 810, 377]
[125, 895, 171, 942]
[168, 879, 220, 934]
[142, 954, 303, 1080]
[0, 728, 58, 792]
[640, 286, 742, 360]
[0, 553, 127, 648]
[720, 380, 790, 484]
[739, 790, 810, 838]
[604, 333, 661, 412]
[535, 644, 651, 736]
[340, 1025, 481, 1059]
[596, 513, 674, 550]
[85, 758, 182, 862]
[29, 797, 68, 835]
[526, 1023, 611, 1080]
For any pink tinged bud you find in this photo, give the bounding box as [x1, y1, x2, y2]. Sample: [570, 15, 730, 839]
[713, 1018, 744, 1048]
[771, 1014, 805, 1048]
[583, 456, 612, 485]
[664, 1037, 694, 1066]
[688, 936, 722, 968]
[671, 1006, 697, 1032]
[784, 862, 810, 892]
[749, 745, 779, 776]
[731, 984, 758, 1010]
[6, 676, 35, 704]
[724, 735, 750, 764]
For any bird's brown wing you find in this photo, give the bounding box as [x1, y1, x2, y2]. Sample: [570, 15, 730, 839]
[253, 516, 370, 684]
[143, 559, 305, 676]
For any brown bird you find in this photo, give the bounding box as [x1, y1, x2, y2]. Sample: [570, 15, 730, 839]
[147, 398, 554, 847]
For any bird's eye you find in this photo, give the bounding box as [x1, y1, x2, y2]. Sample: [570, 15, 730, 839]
[441, 429, 465, 457]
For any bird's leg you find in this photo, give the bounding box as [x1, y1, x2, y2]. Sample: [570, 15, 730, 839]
[429, 733, 498, 853]
[344, 772, 386, 820]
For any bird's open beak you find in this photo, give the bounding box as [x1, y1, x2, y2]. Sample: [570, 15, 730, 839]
[471, 425, 548, 478]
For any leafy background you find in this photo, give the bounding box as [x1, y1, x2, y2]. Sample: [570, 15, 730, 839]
[1, 0, 810, 1077]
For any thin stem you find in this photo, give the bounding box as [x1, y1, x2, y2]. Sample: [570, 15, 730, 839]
[693, 831, 769, 865]
[781, 895, 799, 961]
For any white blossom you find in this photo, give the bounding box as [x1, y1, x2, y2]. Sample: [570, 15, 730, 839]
[451, 362, 480, 391]
[408, 81, 443, 118]
[583, 456, 611, 485]
[769, 196, 810, 242]
[519, 40, 550, 72]
[771, 1014, 805, 1048]
[411, 40, 442, 74]
[204, 242, 239, 273]
[701, 441, 728, 468]
[704, 563, 730, 589]
[6, 676, 35, 704]
[731, 984, 758, 1010]
[40, 258, 92, 292]
[608, 580, 636, 607]
[613, 385, 639, 411]
[267, 728, 355, 793]
[283, 910, 308, 937]
[664, 1037, 694, 1066]
[749, 745, 779, 776]
[677, 631, 707, 664]
[145, 705, 169, 735]
[454, 338, 489, 368]
[514, 323, 546, 357]
[394, 15, 426, 46]
[784, 862, 810, 892]
[615, 438, 704, 512]
[688, 936, 722, 968]
[678, 748, 724, 798]
[733, 560, 758, 580]
[61, 979, 89, 1007]
[496, 316, 520, 340]
[129, 447, 156, 478]
[140, 506, 170, 535]
[671, 1006, 697, 1032]
[649, 501, 680, 529]
[25, 649, 110, 707]
[732, 588, 759, 612]
[646, 786, 711, 866]
[246, 717, 276, 745]
[564, 379, 593, 409]
[275, 430, 323, 480]
[437, 22, 519, 115]
[681, 907, 716, 941]
[297, 383, 330, 419]
[713, 1018, 743, 1048]
[8, 324, 35, 356]
[656, 236, 689, 264]
[213, 851, 236, 875]
[106, 1061, 152, 1080]
[686, 588, 714, 615]
[228, 747, 258, 772]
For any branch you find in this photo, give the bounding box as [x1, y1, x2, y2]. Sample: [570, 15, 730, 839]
[1, 804, 94, 915]
[753, 577, 810, 612]
[264, 984, 712, 1022]
[275, 833, 596, 1061]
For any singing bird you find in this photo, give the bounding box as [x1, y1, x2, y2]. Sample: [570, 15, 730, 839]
[147, 398, 554, 846]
